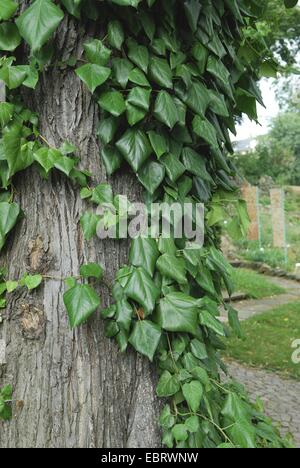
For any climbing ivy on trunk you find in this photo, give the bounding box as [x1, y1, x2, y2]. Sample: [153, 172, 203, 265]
[0, 0, 296, 448]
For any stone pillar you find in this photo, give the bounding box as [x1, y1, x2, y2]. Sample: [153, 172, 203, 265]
[241, 184, 260, 242]
[270, 188, 286, 248]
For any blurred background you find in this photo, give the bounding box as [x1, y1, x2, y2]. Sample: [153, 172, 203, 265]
[221, 0, 300, 447]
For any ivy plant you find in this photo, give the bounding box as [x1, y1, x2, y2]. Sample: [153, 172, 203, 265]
[0, 0, 296, 448]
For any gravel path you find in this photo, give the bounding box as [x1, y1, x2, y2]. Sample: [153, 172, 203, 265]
[221, 275, 300, 321]
[226, 361, 300, 447]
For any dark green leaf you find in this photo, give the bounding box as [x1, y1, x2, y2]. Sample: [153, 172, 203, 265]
[154, 91, 179, 129]
[108, 20, 125, 50]
[129, 237, 160, 277]
[129, 320, 162, 361]
[76, 64, 111, 93]
[16, 0, 64, 52]
[157, 253, 187, 284]
[138, 160, 165, 194]
[124, 267, 160, 315]
[149, 56, 173, 89]
[0, 23, 21, 51]
[157, 292, 199, 334]
[80, 263, 104, 280]
[98, 91, 126, 117]
[116, 129, 152, 172]
[0, 0, 17, 21]
[83, 39, 111, 65]
[64, 284, 101, 328]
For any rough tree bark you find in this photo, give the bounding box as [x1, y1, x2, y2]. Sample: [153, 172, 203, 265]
[0, 11, 161, 448]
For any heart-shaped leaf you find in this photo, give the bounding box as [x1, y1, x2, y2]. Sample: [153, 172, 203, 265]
[64, 284, 101, 328]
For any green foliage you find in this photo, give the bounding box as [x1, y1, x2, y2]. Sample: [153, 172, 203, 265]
[234, 111, 300, 185]
[0, 0, 296, 449]
[0, 384, 13, 421]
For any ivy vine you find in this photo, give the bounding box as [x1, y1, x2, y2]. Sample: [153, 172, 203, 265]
[0, 0, 296, 448]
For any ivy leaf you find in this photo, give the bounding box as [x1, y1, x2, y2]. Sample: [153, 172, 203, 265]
[129, 237, 160, 277]
[149, 56, 173, 89]
[184, 0, 202, 32]
[127, 87, 151, 112]
[116, 129, 152, 172]
[228, 420, 256, 448]
[97, 117, 119, 146]
[154, 91, 179, 129]
[160, 153, 186, 182]
[181, 147, 211, 181]
[147, 131, 169, 159]
[101, 145, 123, 176]
[182, 380, 203, 413]
[112, 58, 134, 89]
[190, 339, 208, 360]
[157, 370, 180, 397]
[192, 116, 219, 148]
[157, 292, 199, 334]
[160, 405, 176, 430]
[83, 39, 111, 66]
[0, 65, 27, 90]
[172, 424, 188, 442]
[156, 253, 187, 285]
[16, 0, 64, 52]
[20, 274, 43, 290]
[0, 0, 18, 20]
[227, 305, 244, 339]
[129, 320, 162, 361]
[124, 267, 160, 315]
[54, 156, 75, 176]
[199, 310, 225, 336]
[0, 202, 20, 251]
[185, 415, 200, 433]
[108, 20, 124, 50]
[206, 55, 231, 92]
[98, 91, 126, 117]
[80, 263, 104, 280]
[34, 148, 61, 174]
[76, 64, 111, 93]
[64, 284, 101, 328]
[126, 103, 147, 126]
[128, 40, 149, 73]
[138, 160, 165, 194]
[0, 23, 21, 51]
[80, 212, 101, 240]
[0, 102, 14, 128]
[128, 67, 151, 87]
[6, 280, 18, 293]
[181, 80, 210, 117]
[91, 183, 113, 205]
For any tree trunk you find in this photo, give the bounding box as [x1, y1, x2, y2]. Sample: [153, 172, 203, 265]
[0, 13, 161, 448]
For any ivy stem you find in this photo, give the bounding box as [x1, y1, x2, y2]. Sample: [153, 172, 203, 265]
[166, 333, 179, 372]
[38, 134, 53, 148]
[210, 378, 231, 394]
[177, 410, 234, 446]
[42, 275, 112, 291]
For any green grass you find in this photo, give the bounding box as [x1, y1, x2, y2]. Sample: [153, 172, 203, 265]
[224, 302, 300, 380]
[232, 268, 286, 299]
